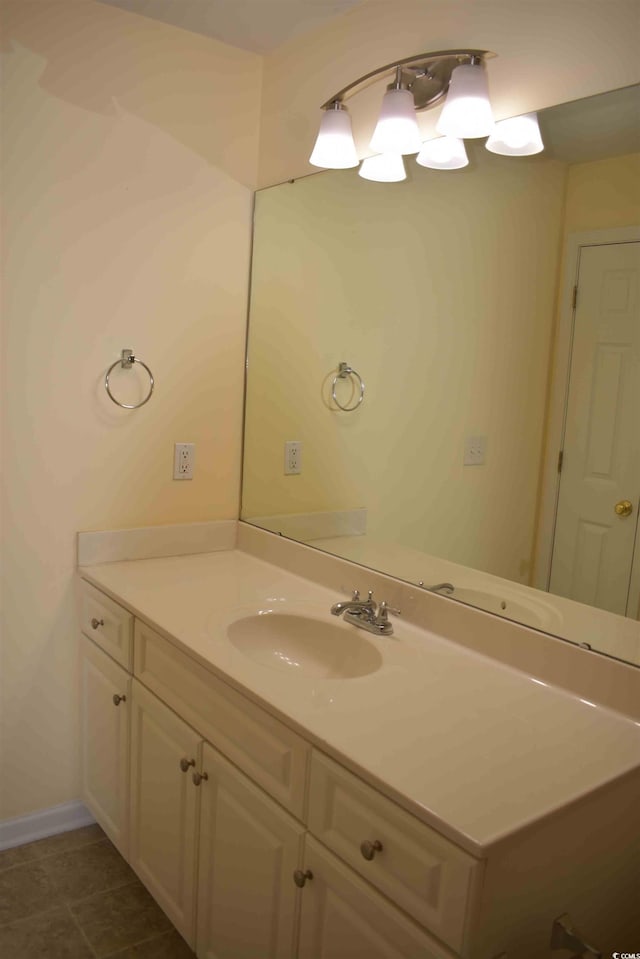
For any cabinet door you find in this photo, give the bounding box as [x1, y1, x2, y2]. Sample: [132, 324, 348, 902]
[197, 742, 304, 959]
[80, 637, 130, 857]
[129, 680, 201, 947]
[298, 837, 450, 959]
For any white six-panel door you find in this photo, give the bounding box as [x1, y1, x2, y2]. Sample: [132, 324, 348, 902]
[550, 241, 640, 615]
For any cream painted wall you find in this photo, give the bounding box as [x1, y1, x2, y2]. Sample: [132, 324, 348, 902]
[563, 153, 640, 233]
[258, 0, 640, 187]
[0, 1, 261, 820]
[243, 145, 567, 582]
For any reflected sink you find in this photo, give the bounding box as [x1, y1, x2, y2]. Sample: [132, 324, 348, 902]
[227, 612, 382, 679]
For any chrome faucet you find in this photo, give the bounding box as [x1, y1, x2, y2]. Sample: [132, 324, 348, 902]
[331, 590, 400, 636]
[330, 589, 376, 617]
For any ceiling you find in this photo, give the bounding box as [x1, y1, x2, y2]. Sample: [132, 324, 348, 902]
[97, 0, 362, 53]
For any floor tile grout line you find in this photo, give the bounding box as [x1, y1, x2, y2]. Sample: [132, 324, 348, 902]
[66, 875, 144, 913]
[64, 902, 101, 959]
[0, 835, 109, 873]
[0, 899, 68, 931]
[100, 928, 177, 958]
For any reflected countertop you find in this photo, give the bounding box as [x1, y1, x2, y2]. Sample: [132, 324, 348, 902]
[80, 548, 640, 857]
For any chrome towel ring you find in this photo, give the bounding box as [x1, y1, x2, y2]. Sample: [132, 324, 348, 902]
[331, 361, 364, 412]
[105, 349, 154, 409]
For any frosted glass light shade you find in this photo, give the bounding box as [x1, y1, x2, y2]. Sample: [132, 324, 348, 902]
[485, 112, 544, 155]
[358, 154, 406, 182]
[416, 137, 468, 170]
[436, 62, 494, 138]
[309, 106, 359, 169]
[369, 88, 422, 155]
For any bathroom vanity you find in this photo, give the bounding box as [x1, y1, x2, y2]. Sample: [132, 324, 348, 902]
[78, 524, 640, 958]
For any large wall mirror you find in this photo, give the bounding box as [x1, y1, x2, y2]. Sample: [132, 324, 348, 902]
[241, 84, 640, 668]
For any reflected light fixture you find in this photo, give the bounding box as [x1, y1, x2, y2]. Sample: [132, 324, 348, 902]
[485, 112, 544, 155]
[358, 153, 406, 182]
[309, 49, 495, 170]
[416, 136, 468, 170]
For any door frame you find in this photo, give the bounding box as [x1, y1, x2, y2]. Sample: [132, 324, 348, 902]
[533, 224, 640, 594]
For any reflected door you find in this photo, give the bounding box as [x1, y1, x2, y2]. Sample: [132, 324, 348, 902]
[550, 241, 640, 615]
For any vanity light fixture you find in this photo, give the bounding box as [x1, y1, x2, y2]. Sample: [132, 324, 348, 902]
[435, 58, 495, 138]
[309, 101, 360, 169]
[309, 49, 495, 170]
[485, 112, 544, 155]
[416, 136, 468, 170]
[358, 153, 407, 182]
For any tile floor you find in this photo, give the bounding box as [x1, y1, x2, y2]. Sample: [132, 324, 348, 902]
[0, 825, 196, 958]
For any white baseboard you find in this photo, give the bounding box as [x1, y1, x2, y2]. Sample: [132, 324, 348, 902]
[0, 800, 96, 851]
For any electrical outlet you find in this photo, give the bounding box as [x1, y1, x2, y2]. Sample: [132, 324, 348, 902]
[284, 441, 301, 475]
[463, 435, 487, 466]
[174, 443, 195, 480]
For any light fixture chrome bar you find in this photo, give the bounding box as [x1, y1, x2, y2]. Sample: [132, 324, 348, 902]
[320, 49, 494, 112]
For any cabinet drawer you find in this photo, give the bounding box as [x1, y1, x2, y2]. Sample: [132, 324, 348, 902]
[79, 579, 133, 669]
[134, 621, 309, 819]
[308, 751, 481, 953]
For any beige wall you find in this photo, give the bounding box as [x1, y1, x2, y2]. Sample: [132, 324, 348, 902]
[243, 146, 567, 583]
[258, 0, 640, 187]
[563, 153, 640, 233]
[0, 0, 261, 819]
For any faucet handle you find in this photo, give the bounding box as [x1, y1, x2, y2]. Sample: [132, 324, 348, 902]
[351, 589, 360, 602]
[377, 601, 401, 622]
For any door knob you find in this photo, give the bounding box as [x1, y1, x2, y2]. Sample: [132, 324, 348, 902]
[614, 500, 633, 517]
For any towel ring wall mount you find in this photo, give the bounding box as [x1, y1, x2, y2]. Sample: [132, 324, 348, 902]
[331, 361, 365, 412]
[105, 349, 155, 409]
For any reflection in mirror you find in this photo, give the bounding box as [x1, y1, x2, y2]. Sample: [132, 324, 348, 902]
[242, 85, 640, 668]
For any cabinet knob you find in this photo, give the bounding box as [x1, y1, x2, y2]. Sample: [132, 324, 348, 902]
[360, 839, 383, 861]
[192, 771, 209, 786]
[293, 869, 313, 888]
[112, 694, 126, 706]
[180, 757, 196, 773]
[91, 618, 104, 630]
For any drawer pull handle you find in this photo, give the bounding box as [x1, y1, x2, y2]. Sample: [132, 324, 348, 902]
[360, 839, 383, 861]
[112, 694, 126, 706]
[180, 757, 196, 773]
[91, 618, 104, 630]
[293, 869, 313, 888]
[192, 771, 209, 786]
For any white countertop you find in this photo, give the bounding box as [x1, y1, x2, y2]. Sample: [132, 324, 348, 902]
[80, 549, 640, 856]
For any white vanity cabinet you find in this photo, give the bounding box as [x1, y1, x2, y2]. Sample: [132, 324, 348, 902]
[196, 742, 304, 959]
[129, 679, 201, 947]
[79, 577, 480, 958]
[80, 635, 131, 858]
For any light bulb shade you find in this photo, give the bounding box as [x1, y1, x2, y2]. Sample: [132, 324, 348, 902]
[485, 112, 544, 156]
[436, 62, 494, 138]
[358, 153, 406, 182]
[416, 136, 468, 170]
[309, 106, 359, 169]
[369, 88, 422, 155]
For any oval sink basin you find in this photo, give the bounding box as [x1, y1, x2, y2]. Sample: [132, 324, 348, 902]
[227, 613, 382, 679]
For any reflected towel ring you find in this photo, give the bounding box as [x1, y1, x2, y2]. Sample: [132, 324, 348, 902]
[105, 349, 155, 409]
[331, 361, 365, 411]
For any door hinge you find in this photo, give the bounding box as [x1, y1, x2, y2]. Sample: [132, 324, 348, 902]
[558, 450, 564, 473]
[572, 285, 578, 309]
